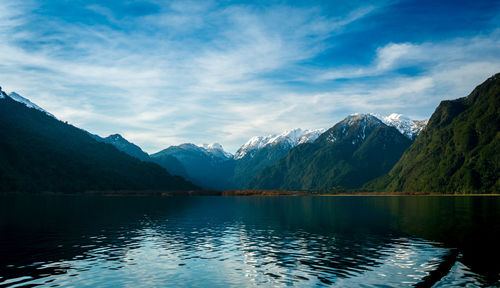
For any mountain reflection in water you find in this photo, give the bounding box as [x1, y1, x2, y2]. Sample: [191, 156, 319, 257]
[0, 196, 499, 287]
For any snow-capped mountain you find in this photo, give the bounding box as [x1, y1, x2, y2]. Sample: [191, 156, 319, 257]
[323, 114, 385, 145]
[151, 143, 234, 190]
[372, 113, 427, 140]
[234, 128, 325, 160]
[152, 143, 232, 161]
[0, 90, 55, 118]
[233, 114, 425, 161]
[250, 113, 414, 190]
[231, 128, 326, 188]
[201, 143, 233, 159]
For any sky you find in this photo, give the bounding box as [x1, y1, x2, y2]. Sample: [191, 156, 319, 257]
[0, 0, 499, 153]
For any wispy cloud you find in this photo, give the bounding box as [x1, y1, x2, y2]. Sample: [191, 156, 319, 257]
[319, 31, 500, 81]
[0, 0, 499, 153]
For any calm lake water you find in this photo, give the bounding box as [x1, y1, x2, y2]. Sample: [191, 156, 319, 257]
[0, 196, 499, 287]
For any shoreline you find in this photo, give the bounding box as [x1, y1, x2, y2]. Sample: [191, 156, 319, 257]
[1, 190, 499, 197]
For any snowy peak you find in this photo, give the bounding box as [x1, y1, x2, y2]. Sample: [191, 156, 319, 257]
[158, 142, 232, 161]
[298, 129, 326, 145]
[323, 113, 427, 145]
[200, 143, 233, 159]
[343, 113, 383, 127]
[0, 89, 55, 118]
[234, 128, 325, 159]
[170, 143, 207, 156]
[325, 114, 384, 144]
[372, 113, 427, 139]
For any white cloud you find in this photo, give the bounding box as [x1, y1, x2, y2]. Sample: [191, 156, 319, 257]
[0, 1, 381, 153]
[375, 43, 416, 70]
[321, 31, 500, 81]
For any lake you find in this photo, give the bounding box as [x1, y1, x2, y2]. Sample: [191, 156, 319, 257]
[0, 195, 499, 287]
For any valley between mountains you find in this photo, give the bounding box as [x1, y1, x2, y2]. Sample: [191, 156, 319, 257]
[1, 73, 499, 194]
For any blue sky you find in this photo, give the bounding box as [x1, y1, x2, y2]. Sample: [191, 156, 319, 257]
[1, 0, 499, 153]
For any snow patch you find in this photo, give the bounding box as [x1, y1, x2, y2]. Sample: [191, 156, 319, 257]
[200, 143, 233, 159]
[6, 91, 55, 118]
[327, 135, 337, 143]
[325, 114, 387, 143]
[171, 142, 231, 160]
[372, 113, 427, 139]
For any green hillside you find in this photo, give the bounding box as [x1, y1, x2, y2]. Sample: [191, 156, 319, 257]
[372, 74, 500, 194]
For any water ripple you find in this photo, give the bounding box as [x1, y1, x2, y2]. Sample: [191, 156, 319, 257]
[1, 196, 500, 287]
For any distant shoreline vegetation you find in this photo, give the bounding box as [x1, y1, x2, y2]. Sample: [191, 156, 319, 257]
[2, 190, 499, 197]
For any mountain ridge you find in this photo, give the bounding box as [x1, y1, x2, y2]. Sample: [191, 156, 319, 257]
[234, 128, 326, 160]
[0, 90, 197, 193]
[92, 133, 150, 161]
[150, 143, 235, 190]
[0, 86, 430, 192]
[373, 113, 427, 140]
[249, 114, 413, 190]
[0, 88, 55, 118]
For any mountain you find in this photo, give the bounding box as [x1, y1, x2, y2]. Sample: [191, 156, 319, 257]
[148, 153, 189, 179]
[150, 143, 234, 190]
[93, 134, 150, 161]
[232, 129, 325, 188]
[249, 114, 413, 191]
[370, 73, 500, 194]
[150, 129, 325, 190]
[90, 133, 189, 177]
[3, 90, 55, 118]
[374, 113, 427, 140]
[201, 143, 233, 159]
[0, 89, 197, 193]
[234, 128, 325, 159]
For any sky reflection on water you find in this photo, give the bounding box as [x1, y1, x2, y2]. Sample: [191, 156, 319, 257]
[0, 196, 499, 287]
